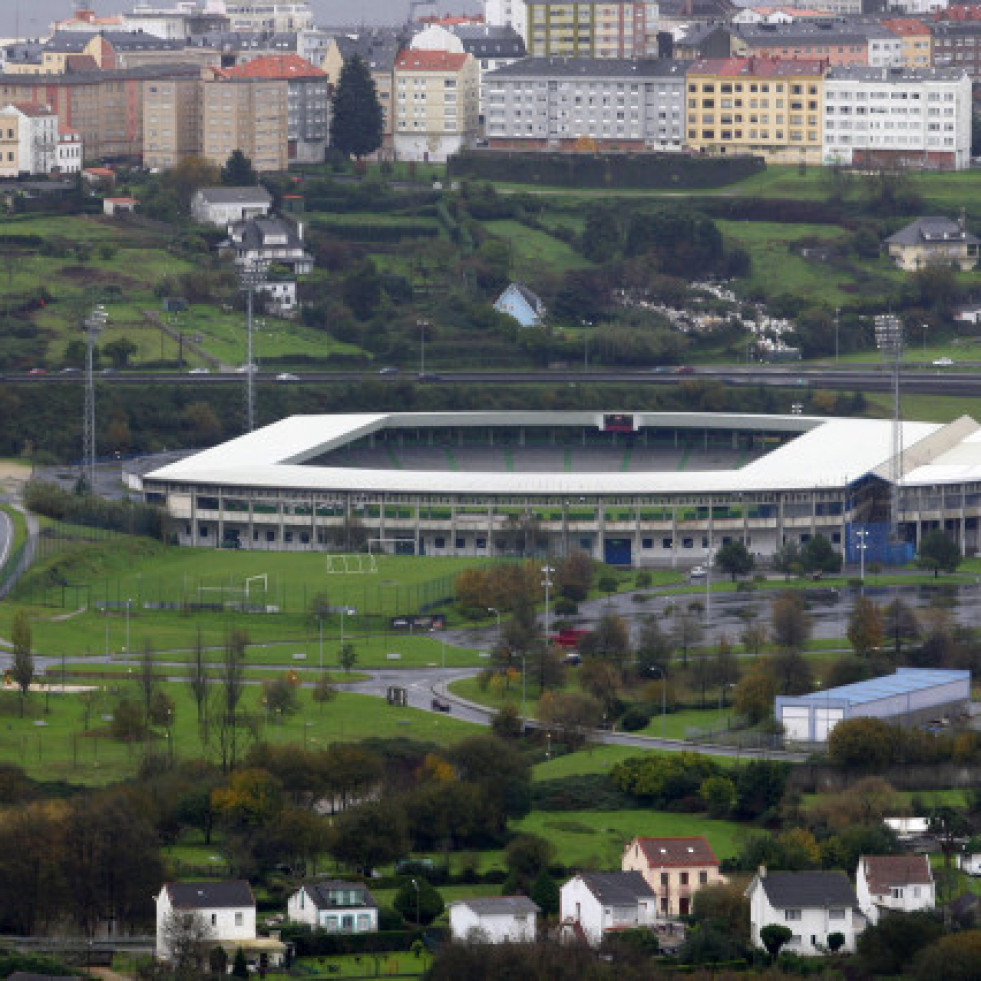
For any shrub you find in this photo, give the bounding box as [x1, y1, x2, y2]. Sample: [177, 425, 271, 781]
[619, 707, 651, 732]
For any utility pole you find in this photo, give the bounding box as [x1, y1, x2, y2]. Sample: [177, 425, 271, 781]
[237, 258, 268, 432]
[82, 304, 108, 493]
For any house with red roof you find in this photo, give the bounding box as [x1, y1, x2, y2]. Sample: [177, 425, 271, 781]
[855, 854, 935, 924]
[393, 49, 479, 162]
[622, 836, 725, 916]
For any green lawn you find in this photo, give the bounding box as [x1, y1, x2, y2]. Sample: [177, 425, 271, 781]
[512, 808, 745, 868]
[482, 219, 593, 274]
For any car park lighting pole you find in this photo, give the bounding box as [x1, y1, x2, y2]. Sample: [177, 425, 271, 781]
[541, 566, 554, 642]
[649, 665, 666, 740]
[237, 258, 268, 433]
[857, 529, 869, 584]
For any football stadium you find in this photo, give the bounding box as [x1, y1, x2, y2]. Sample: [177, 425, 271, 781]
[141, 411, 981, 567]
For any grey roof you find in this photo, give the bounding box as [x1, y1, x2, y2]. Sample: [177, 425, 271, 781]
[335, 29, 406, 71]
[827, 65, 969, 83]
[197, 186, 273, 205]
[166, 880, 255, 909]
[757, 871, 857, 909]
[884, 217, 980, 247]
[736, 21, 892, 44]
[455, 896, 541, 916]
[578, 871, 655, 905]
[304, 879, 377, 910]
[677, 23, 735, 46]
[500, 282, 545, 312]
[227, 217, 305, 251]
[931, 21, 981, 38]
[46, 31, 186, 53]
[3, 43, 44, 64]
[0, 63, 204, 86]
[487, 57, 688, 80]
[779, 668, 971, 708]
[451, 25, 526, 58]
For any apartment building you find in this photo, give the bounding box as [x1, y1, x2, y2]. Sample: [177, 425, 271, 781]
[486, 0, 531, 44]
[882, 18, 932, 68]
[930, 21, 981, 80]
[735, 22, 900, 67]
[202, 74, 289, 172]
[484, 57, 685, 150]
[217, 55, 330, 162]
[144, 77, 204, 170]
[0, 103, 58, 176]
[393, 49, 479, 162]
[685, 56, 826, 164]
[823, 66, 971, 171]
[0, 63, 202, 161]
[223, 3, 314, 33]
[57, 126, 84, 172]
[524, 0, 662, 59]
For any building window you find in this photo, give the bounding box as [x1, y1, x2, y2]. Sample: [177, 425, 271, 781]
[785, 909, 802, 921]
[235, 912, 243, 926]
[680, 872, 689, 885]
[660, 872, 669, 886]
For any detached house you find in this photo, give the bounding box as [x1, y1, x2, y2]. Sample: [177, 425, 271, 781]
[155, 881, 285, 968]
[622, 836, 725, 917]
[560, 871, 656, 946]
[220, 216, 314, 276]
[884, 216, 980, 271]
[449, 896, 540, 943]
[746, 867, 865, 955]
[287, 879, 378, 933]
[191, 186, 273, 227]
[493, 282, 546, 328]
[856, 854, 935, 924]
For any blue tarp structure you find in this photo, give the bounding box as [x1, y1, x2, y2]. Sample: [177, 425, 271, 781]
[844, 522, 914, 566]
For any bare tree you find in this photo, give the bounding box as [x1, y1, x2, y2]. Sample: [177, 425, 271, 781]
[188, 627, 210, 726]
[137, 642, 158, 728]
[217, 629, 248, 771]
[160, 909, 215, 972]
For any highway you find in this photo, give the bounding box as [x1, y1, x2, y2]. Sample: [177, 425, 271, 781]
[3, 364, 979, 396]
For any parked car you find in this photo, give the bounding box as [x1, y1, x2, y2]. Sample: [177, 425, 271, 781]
[933, 357, 954, 367]
[188, 367, 210, 375]
[431, 697, 451, 713]
[378, 366, 399, 375]
[276, 372, 299, 382]
[689, 565, 707, 580]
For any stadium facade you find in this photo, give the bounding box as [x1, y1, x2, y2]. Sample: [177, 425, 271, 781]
[141, 411, 981, 567]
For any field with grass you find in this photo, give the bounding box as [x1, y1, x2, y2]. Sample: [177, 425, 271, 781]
[482, 219, 593, 274]
[512, 808, 745, 868]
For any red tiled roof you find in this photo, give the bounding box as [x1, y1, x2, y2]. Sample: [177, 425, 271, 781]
[9, 103, 54, 117]
[630, 836, 719, 868]
[689, 56, 826, 77]
[395, 50, 469, 71]
[882, 18, 930, 34]
[218, 54, 326, 80]
[861, 855, 932, 894]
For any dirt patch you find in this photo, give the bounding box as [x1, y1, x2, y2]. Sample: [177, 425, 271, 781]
[0, 459, 31, 491]
[58, 265, 142, 290]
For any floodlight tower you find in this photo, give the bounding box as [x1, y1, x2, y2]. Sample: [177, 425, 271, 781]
[874, 314, 904, 544]
[82, 304, 108, 493]
[237, 257, 268, 433]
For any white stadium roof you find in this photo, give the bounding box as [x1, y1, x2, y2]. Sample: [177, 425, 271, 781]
[145, 411, 970, 497]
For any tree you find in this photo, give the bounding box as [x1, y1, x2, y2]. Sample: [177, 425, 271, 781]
[10, 609, 33, 716]
[800, 534, 842, 574]
[530, 869, 560, 917]
[217, 629, 248, 771]
[760, 924, 793, 960]
[394, 877, 444, 926]
[714, 636, 740, 705]
[537, 691, 602, 750]
[505, 834, 554, 885]
[331, 800, 408, 876]
[827, 931, 845, 953]
[160, 909, 214, 972]
[733, 665, 777, 725]
[188, 627, 210, 727]
[261, 674, 300, 720]
[672, 608, 703, 667]
[771, 590, 812, 652]
[554, 549, 594, 602]
[827, 717, 896, 769]
[716, 540, 754, 581]
[232, 946, 248, 979]
[221, 149, 258, 186]
[917, 529, 962, 577]
[331, 55, 383, 160]
[338, 642, 357, 673]
[912, 930, 981, 981]
[311, 672, 336, 712]
[137, 642, 158, 728]
[848, 595, 884, 657]
[929, 805, 972, 903]
[883, 598, 919, 660]
[579, 611, 630, 663]
[635, 615, 673, 678]
[858, 911, 944, 976]
[102, 337, 137, 369]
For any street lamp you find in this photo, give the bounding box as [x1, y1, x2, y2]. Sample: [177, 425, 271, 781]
[541, 566, 554, 641]
[705, 542, 714, 627]
[125, 597, 132, 654]
[236, 257, 269, 433]
[856, 528, 869, 584]
[648, 664, 667, 740]
[410, 879, 421, 926]
[487, 607, 502, 637]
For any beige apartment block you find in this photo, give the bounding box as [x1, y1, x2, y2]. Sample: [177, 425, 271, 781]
[686, 56, 825, 164]
[202, 76, 289, 172]
[882, 18, 932, 69]
[393, 49, 479, 162]
[144, 78, 204, 170]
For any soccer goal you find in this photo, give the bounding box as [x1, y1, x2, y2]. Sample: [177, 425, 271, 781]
[325, 553, 378, 574]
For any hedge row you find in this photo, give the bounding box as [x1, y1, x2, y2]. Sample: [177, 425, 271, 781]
[310, 218, 439, 243]
[278, 925, 447, 956]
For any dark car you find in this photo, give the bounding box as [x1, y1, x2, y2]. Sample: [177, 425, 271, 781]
[431, 697, 451, 713]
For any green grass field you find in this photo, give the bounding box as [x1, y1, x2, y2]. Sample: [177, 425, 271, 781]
[482, 219, 593, 274]
[512, 808, 745, 868]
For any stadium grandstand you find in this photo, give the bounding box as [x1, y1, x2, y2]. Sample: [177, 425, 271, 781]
[140, 411, 981, 567]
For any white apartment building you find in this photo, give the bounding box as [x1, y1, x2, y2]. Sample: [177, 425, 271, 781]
[823, 66, 972, 171]
[222, 2, 313, 32]
[0, 103, 58, 177]
[484, 57, 686, 151]
[485, 0, 530, 44]
[393, 49, 480, 162]
[57, 126, 83, 173]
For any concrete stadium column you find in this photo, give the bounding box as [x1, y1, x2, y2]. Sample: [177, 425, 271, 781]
[777, 496, 785, 549]
[310, 493, 315, 547]
[810, 491, 817, 539]
[671, 506, 678, 569]
[633, 505, 641, 570]
[487, 504, 494, 556]
[450, 502, 458, 556]
[217, 488, 224, 545]
[378, 496, 386, 542]
[248, 499, 255, 551]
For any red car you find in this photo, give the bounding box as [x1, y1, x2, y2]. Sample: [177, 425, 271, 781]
[28, 368, 48, 376]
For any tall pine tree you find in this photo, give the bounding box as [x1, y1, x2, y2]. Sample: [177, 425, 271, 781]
[331, 55, 383, 161]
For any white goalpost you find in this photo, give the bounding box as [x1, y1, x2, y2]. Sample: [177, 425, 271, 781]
[325, 553, 378, 574]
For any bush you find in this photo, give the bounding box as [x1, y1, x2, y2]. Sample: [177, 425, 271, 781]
[278, 924, 438, 956]
[619, 707, 651, 732]
[554, 597, 579, 616]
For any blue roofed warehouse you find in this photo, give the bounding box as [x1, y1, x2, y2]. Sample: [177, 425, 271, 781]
[776, 668, 971, 744]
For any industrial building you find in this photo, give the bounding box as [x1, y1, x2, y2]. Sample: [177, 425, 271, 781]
[776, 668, 972, 744]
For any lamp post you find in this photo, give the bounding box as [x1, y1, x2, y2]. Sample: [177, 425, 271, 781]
[318, 614, 324, 673]
[125, 598, 132, 654]
[236, 258, 269, 433]
[520, 650, 527, 723]
[417, 318, 429, 378]
[648, 664, 667, 740]
[541, 566, 554, 642]
[410, 879, 421, 926]
[856, 528, 869, 584]
[82, 304, 108, 493]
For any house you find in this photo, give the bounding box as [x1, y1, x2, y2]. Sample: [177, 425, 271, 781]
[155, 880, 285, 969]
[449, 896, 540, 943]
[287, 879, 379, 933]
[855, 854, 935, 924]
[191, 187, 273, 227]
[745, 867, 865, 955]
[56, 127, 82, 173]
[621, 836, 726, 917]
[493, 283, 545, 328]
[103, 197, 137, 216]
[884, 216, 980, 272]
[219, 216, 314, 276]
[957, 838, 981, 876]
[559, 871, 656, 946]
[0, 103, 58, 177]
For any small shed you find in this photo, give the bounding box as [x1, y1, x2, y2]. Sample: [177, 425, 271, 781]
[104, 196, 137, 216]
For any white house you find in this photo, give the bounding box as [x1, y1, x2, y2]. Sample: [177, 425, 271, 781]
[449, 896, 540, 943]
[191, 186, 273, 227]
[56, 127, 83, 174]
[559, 871, 656, 947]
[219, 216, 314, 276]
[745, 867, 864, 956]
[855, 855, 935, 925]
[286, 879, 378, 933]
[958, 846, 981, 876]
[0, 103, 58, 177]
[494, 282, 546, 328]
